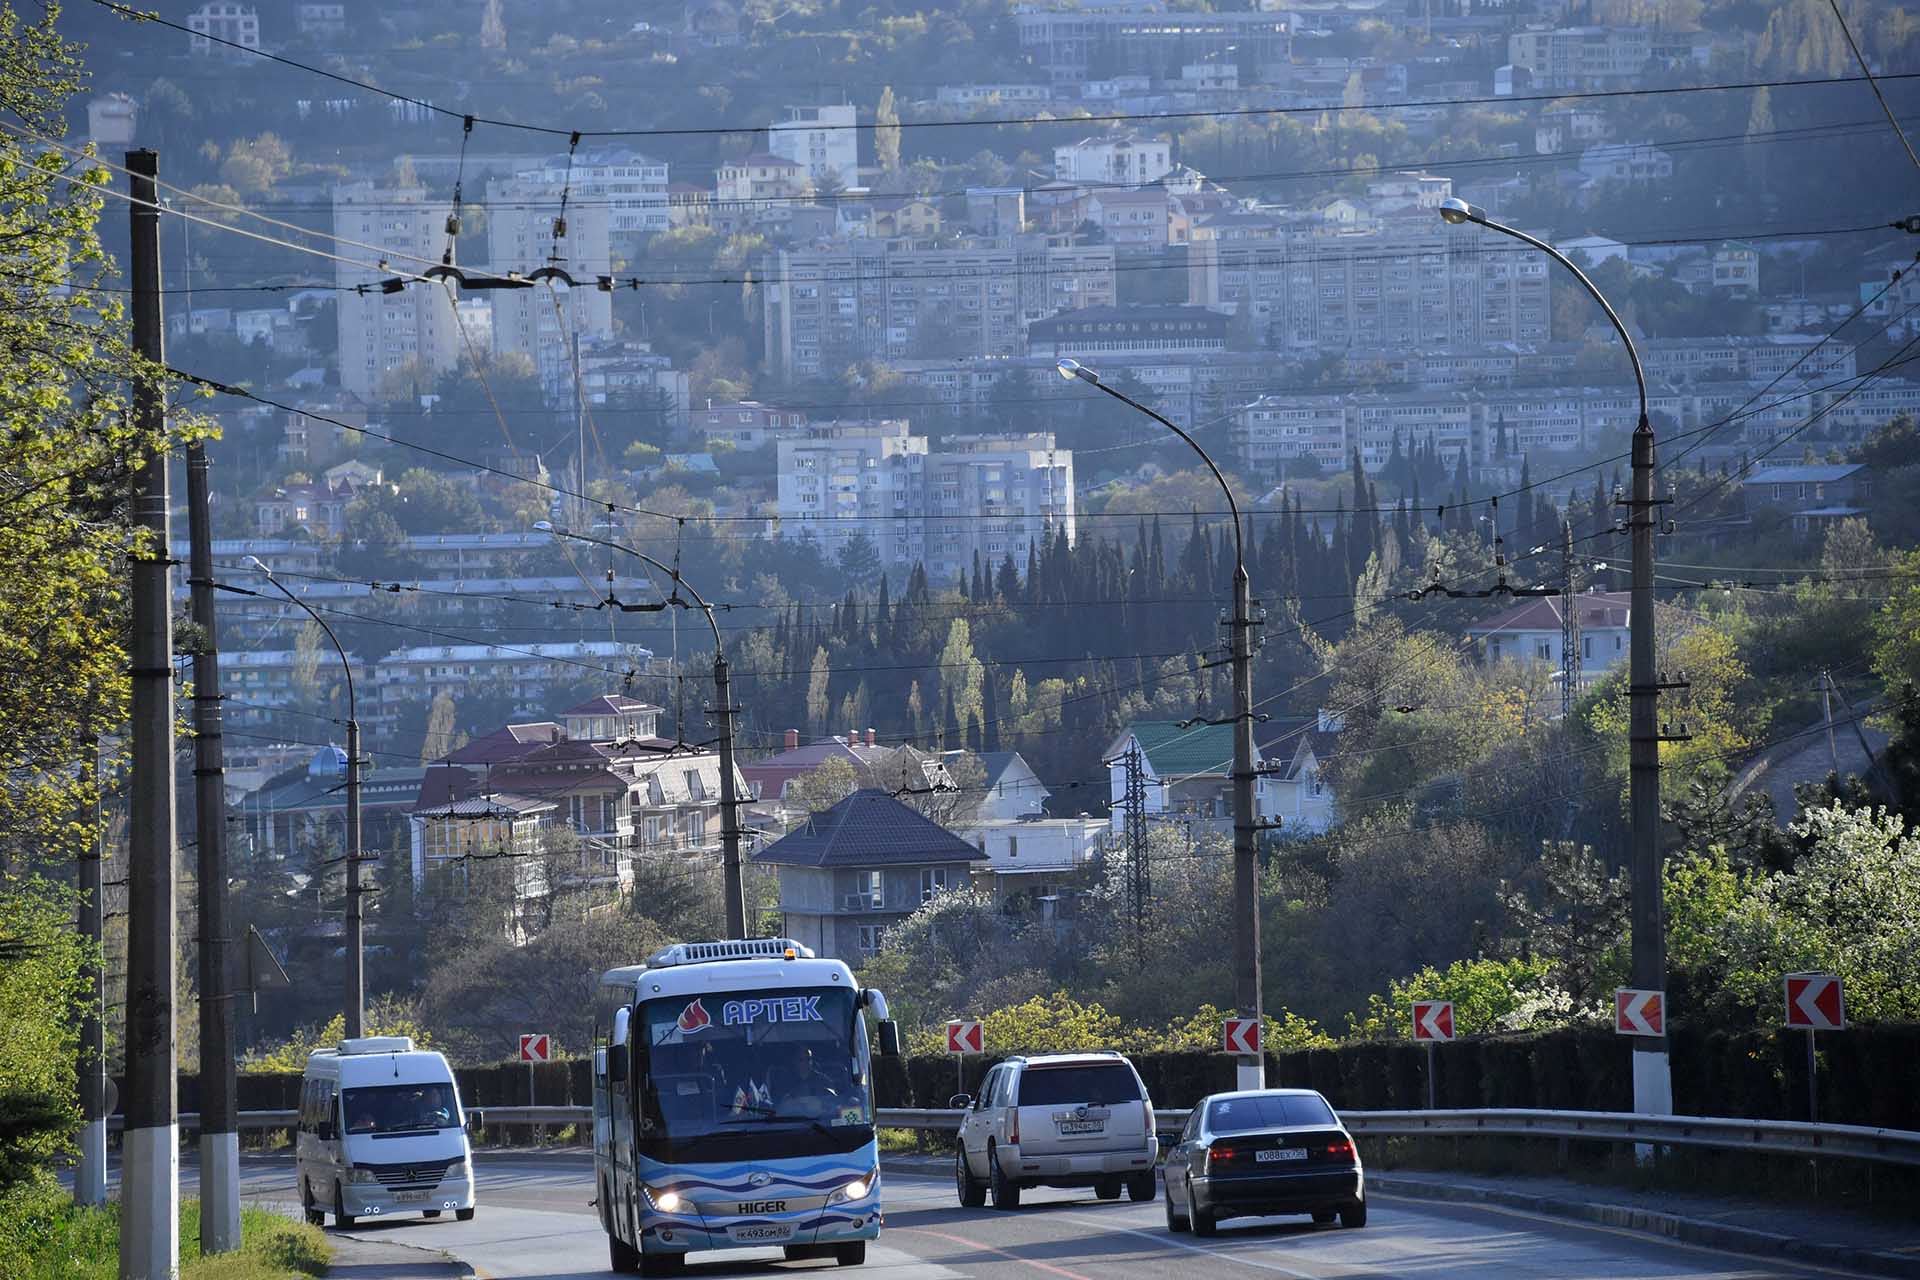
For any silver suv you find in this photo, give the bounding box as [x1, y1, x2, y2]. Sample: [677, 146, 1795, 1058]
[952, 1052, 1157, 1209]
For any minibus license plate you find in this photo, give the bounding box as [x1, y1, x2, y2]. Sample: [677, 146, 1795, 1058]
[394, 1190, 429, 1201]
[730, 1223, 794, 1243]
[1256, 1148, 1307, 1163]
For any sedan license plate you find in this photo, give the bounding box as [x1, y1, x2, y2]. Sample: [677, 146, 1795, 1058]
[729, 1223, 795, 1243]
[393, 1190, 428, 1202]
[1058, 1120, 1106, 1135]
[1256, 1148, 1309, 1163]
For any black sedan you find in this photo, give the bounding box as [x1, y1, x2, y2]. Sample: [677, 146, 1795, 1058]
[1161, 1088, 1365, 1236]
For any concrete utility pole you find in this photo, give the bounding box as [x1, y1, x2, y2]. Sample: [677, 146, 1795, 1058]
[1438, 197, 1673, 1118]
[187, 433, 239, 1251]
[1054, 359, 1264, 1088]
[535, 523, 748, 936]
[123, 147, 180, 1280]
[250, 560, 364, 1037]
[75, 738, 107, 1209]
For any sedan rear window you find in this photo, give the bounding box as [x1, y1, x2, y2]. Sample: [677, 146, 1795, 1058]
[1207, 1093, 1337, 1133]
[1015, 1064, 1143, 1107]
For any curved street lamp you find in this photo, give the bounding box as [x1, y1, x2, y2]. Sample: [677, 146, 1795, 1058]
[534, 522, 747, 937]
[1435, 196, 1670, 1118]
[1055, 358, 1266, 1087]
[247, 556, 366, 1040]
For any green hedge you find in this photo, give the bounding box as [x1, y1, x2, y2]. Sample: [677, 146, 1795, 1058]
[158, 1022, 1920, 1131]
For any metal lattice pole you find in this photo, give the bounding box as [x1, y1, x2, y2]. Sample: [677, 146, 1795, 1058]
[1124, 743, 1148, 965]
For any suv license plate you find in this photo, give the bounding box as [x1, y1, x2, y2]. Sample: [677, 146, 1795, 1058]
[1058, 1120, 1105, 1134]
[1256, 1148, 1308, 1163]
[730, 1223, 795, 1243]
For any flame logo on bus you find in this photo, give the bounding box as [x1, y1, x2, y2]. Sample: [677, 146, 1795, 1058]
[678, 999, 712, 1033]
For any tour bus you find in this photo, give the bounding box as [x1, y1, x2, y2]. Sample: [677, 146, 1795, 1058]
[592, 938, 900, 1275]
[295, 1036, 476, 1228]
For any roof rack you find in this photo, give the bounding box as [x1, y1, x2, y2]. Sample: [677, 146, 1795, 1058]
[646, 938, 815, 967]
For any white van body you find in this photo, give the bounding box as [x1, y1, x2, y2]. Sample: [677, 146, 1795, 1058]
[295, 1036, 476, 1227]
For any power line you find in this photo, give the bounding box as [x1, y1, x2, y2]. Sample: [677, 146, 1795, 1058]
[1825, 0, 1920, 178]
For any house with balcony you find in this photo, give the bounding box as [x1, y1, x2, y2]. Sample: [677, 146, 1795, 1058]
[753, 789, 988, 962]
[961, 815, 1107, 920]
[1104, 716, 1339, 841]
[1465, 590, 1631, 681]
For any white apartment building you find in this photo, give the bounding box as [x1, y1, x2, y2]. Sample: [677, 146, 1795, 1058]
[512, 148, 671, 237]
[220, 649, 372, 727]
[776, 422, 928, 574]
[768, 105, 859, 189]
[485, 177, 615, 404]
[761, 237, 1118, 378]
[775, 425, 1074, 582]
[187, 1, 259, 56]
[1053, 134, 1174, 186]
[371, 641, 652, 728]
[1507, 26, 1652, 89]
[1189, 216, 1552, 351]
[923, 434, 1074, 585]
[332, 185, 465, 401]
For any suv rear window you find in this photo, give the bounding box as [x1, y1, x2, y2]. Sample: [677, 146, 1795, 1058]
[1208, 1093, 1337, 1133]
[1015, 1064, 1142, 1107]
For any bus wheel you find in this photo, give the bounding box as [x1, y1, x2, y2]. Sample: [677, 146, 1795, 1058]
[834, 1242, 867, 1266]
[608, 1232, 639, 1273]
[333, 1183, 356, 1230]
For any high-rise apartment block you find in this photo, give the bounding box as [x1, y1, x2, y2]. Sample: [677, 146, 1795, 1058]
[769, 105, 860, 189]
[776, 423, 1073, 584]
[761, 236, 1118, 378]
[513, 148, 671, 237]
[485, 177, 615, 404]
[1189, 216, 1551, 351]
[1506, 26, 1652, 89]
[332, 185, 466, 401]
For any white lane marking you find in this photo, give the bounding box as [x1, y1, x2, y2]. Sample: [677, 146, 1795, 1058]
[1372, 1192, 1882, 1280]
[1054, 1212, 1323, 1279]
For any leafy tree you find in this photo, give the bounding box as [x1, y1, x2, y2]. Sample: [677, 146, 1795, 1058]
[242, 997, 434, 1073]
[1497, 841, 1630, 1007]
[1346, 956, 1576, 1041]
[874, 86, 901, 176]
[787, 757, 857, 814]
[1, 4, 189, 876]
[0, 879, 88, 1189]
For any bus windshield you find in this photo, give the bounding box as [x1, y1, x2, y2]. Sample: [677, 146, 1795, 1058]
[635, 986, 872, 1161]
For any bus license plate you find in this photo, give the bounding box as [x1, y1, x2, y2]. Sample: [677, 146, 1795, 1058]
[394, 1190, 428, 1201]
[1256, 1148, 1308, 1163]
[730, 1223, 794, 1243]
[1059, 1120, 1105, 1135]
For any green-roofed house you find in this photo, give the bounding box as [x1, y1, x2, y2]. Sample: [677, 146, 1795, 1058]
[1104, 714, 1339, 840]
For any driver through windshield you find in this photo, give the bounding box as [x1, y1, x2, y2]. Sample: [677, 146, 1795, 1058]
[636, 987, 871, 1158]
[342, 1083, 458, 1136]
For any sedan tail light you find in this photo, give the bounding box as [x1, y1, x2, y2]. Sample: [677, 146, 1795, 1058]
[1324, 1136, 1355, 1162]
[1205, 1142, 1240, 1172]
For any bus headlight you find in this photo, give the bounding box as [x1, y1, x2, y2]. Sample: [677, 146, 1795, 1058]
[642, 1185, 684, 1213]
[827, 1169, 878, 1205]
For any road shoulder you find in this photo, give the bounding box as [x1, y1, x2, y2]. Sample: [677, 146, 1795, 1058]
[325, 1231, 475, 1280]
[1370, 1170, 1920, 1279]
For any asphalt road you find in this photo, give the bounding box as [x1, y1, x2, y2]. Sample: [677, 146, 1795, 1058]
[187, 1152, 1882, 1279]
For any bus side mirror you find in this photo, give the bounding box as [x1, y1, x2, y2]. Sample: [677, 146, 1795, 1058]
[608, 1044, 629, 1082]
[877, 1019, 901, 1058]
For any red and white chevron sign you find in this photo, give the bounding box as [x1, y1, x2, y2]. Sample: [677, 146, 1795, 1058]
[518, 1033, 551, 1062]
[1411, 1000, 1454, 1042]
[1785, 973, 1844, 1030]
[1614, 988, 1664, 1037]
[946, 1020, 984, 1054]
[1222, 1017, 1261, 1055]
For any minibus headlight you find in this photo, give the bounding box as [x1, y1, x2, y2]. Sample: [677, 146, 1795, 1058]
[347, 1166, 381, 1185]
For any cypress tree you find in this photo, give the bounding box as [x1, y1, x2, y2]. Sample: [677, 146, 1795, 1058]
[996, 553, 1019, 602]
[971, 550, 986, 602]
[943, 688, 962, 752]
[982, 665, 1002, 753]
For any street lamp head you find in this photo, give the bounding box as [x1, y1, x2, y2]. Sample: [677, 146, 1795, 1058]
[532, 520, 556, 533]
[244, 555, 272, 576]
[1437, 197, 1486, 226]
[1056, 357, 1098, 384]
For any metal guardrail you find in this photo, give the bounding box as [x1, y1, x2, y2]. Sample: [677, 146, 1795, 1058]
[116, 1105, 1920, 1168]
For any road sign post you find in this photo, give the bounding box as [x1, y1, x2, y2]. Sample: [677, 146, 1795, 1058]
[947, 1020, 983, 1096]
[519, 1034, 552, 1107]
[1785, 974, 1843, 1124]
[1411, 1001, 1454, 1109]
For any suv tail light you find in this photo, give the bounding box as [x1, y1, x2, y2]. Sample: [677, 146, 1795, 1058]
[1009, 1112, 1019, 1145]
